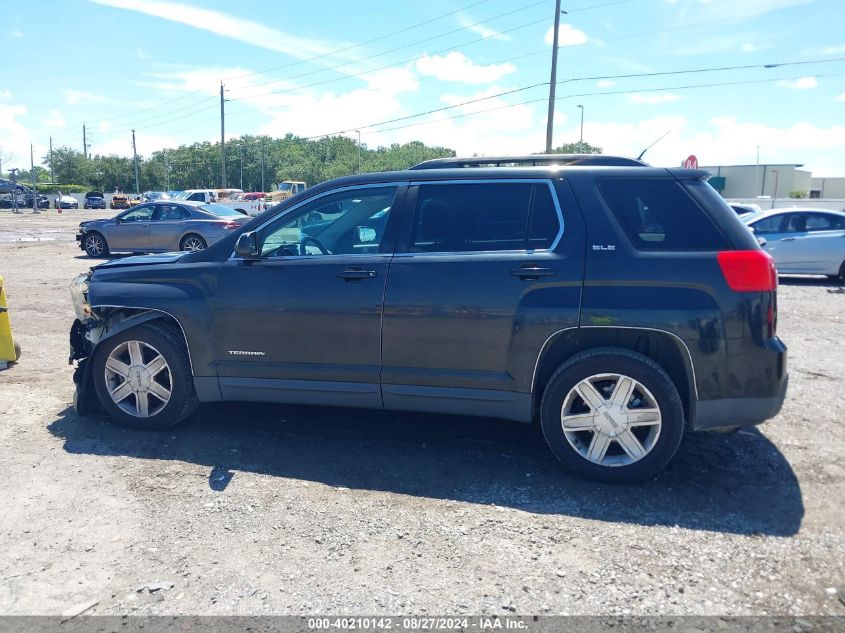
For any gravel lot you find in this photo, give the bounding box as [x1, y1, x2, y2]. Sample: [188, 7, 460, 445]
[0, 209, 843, 617]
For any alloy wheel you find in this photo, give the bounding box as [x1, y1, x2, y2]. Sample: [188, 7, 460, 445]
[182, 236, 205, 251]
[85, 234, 104, 257]
[104, 340, 172, 418]
[560, 372, 662, 467]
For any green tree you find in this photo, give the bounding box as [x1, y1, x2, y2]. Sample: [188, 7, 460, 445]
[550, 141, 603, 154]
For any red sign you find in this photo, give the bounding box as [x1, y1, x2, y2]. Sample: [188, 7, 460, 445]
[683, 155, 699, 169]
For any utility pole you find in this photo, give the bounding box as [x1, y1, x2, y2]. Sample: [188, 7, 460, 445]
[355, 130, 362, 174]
[577, 104, 584, 144]
[260, 138, 265, 192]
[165, 151, 170, 191]
[131, 129, 140, 194]
[544, 0, 563, 154]
[9, 168, 20, 214]
[49, 136, 55, 183]
[30, 144, 38, 214]
[239, 142, 244, 190]
[83, 123, 88, 159]
[220, 82, 226, 188]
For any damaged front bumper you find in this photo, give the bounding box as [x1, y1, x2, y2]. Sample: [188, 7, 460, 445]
[69, 318, 98, 416]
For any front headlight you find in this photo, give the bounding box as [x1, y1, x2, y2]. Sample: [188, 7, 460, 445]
[70, 273, 95, 322]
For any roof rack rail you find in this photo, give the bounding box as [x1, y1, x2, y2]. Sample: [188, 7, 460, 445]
[409, 154, 648, 170]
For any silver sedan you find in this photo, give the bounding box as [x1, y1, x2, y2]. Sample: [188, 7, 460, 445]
[743, 208, 845, 280]
[77, 201, 249, 257]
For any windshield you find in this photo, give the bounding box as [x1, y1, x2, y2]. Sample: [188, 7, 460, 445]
[199, 203, 244, 217]
[277, 183, 294, 192]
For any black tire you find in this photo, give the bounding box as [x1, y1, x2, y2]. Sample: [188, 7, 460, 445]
[838, 260, 845, 283]
[83, 232, 109, 258]
[92, 322, 199, 430]
[180, 234, 207, 251]
[540, 347, 684, 483]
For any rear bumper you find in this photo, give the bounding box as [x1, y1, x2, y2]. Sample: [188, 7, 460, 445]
[692, 338, 788, 431]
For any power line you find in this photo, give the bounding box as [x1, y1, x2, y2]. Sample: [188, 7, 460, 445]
[223, 0, 496, 81]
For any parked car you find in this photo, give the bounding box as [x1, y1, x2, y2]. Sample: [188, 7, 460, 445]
[141, 191, 170, 203]
[83, 191, 107, 209]
[242, 192, 267, 201]
[54, 194, 79, 209]
[743, 208, 845, 280]
[23, 193, 50, 209]
[128, 193, 143, 206]
[110, 194, 130, 209]
[76, 200, 250, 257]
[68, 154, 787, 483]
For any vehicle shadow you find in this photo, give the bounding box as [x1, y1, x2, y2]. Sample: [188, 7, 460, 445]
[47, 403, 803, 536]
[778, 275, 843, 288]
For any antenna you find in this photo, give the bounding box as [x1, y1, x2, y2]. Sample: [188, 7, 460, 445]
[637, 130, 672, 161]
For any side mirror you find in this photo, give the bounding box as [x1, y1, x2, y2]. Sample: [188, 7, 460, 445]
[235, 231, 259, 258]
[756, 236, 767, 247]
[357, 226, 377, 243]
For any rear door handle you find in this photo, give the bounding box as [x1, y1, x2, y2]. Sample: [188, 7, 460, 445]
[511, 265, 556, 280]
[338, 268, 377, 281]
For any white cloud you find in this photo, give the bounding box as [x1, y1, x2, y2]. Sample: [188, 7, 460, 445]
[545, 23, 588, 46]
[458, 15, 511, 42]
[596, 80, 616, 88]
[629, 93, 684, 104]
[778, 76, 818, 90]
[65, 89, 155, 109]
[821, 45, 845, 55]
[90, 133, 181, 158]
[90, 0, 365, 73]
[136, 47, 152, 60]
[741, 42, 755, 52]
[99, 121, 112, 132]
[10, 29, 23, 38]
[415, 52, 516, 84]
[0, 89, 12, 101]
[44, 110, 66, 128]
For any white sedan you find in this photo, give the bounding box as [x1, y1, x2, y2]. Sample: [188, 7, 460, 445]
[743, 208, 845, 280]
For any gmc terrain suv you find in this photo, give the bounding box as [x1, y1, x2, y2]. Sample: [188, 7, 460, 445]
[69, 155, 788, 482]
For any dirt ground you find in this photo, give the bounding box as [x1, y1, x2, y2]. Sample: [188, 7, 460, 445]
[0, 208, 843, 617]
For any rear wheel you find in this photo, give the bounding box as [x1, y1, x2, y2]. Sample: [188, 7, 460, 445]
[540, 347, 684, 483]
[92, 322, 198, 430]
[83, 232, 109, 257]
[180, 234, 207, 252]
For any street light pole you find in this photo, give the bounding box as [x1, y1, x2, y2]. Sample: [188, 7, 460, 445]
[771, 169, 779, 208]
[755, 145, 760, 197]
[577, 104, 584, 145]
[544, 0, 563, 153]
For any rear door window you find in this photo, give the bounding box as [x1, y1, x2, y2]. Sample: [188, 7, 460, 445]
[805, 213, 845, 231]
[599, 178, 729, 250]
[409, 182, 561, 253]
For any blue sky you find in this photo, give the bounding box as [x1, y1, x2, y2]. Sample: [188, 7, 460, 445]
[2, 0, 845, 175]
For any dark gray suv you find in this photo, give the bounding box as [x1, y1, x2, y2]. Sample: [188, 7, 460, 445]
[68, 155, 787, 482]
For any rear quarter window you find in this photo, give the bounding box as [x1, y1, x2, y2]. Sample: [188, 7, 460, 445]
[599, 178, 729, 251]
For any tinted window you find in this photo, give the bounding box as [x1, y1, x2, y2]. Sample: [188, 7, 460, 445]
[120, 206, 154, 221]
[805, 213, 845, 231]
[153, 205, 190, 221]
[410, 182, 559, 253]
[528, 184, 560, 250]
[751, 215, 786, 234]
[599, 178, 728, 250]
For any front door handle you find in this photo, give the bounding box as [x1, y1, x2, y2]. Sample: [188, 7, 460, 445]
[338, 268, 377, 281]
[511, 265, 556, 280]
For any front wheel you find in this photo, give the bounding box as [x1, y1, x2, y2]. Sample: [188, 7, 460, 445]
[92, 322, 198, 430]
[83, 232, 109, 257]
[540, 347, 684, 483]
[180, 234, 207, 252]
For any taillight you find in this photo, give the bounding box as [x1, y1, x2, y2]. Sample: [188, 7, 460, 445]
[717, 250, 777, 292]
[215, 221, 240, 230]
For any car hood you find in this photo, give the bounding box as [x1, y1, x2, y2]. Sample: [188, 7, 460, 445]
[95, 252, 186, 270]
[57, 195, 76, 202]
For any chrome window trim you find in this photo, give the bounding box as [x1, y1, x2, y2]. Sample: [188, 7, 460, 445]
[530, 325, 699, 399]
[228, 182, 408, 262]
[408, 178, 565, 253]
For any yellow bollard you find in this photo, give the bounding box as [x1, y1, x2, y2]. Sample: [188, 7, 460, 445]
[0, 274, 21, 366]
